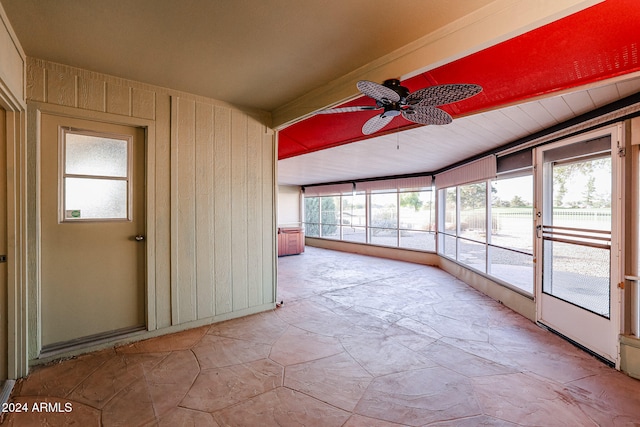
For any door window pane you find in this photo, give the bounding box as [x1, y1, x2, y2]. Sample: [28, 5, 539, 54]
[65, 178, 128, 219]
[62, 129, 131, 221]
[543, 240, 610, 317]
[551, 157, 611, 231]
[65, 133, 128, 177]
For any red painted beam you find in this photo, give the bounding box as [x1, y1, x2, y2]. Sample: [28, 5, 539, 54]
[279, 0, 640, 160]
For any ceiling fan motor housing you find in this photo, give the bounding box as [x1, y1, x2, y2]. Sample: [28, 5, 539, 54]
[382, 79, 410, 103]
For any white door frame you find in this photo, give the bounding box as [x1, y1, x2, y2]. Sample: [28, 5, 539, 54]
[534, 124, 624, 367]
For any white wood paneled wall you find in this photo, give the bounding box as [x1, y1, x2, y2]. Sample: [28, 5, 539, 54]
[25, 58, 276, 345]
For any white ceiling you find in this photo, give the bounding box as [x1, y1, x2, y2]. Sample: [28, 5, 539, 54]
[278, 73, 640, 186]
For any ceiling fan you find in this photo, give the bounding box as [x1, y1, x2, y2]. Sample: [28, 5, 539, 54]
[317, 79, 482, 135]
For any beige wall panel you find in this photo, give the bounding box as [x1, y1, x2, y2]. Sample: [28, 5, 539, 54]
[231, 109, 249, 311]
[154, 93, 172, 328]
[0, 11, 25, 106]
[77, 77, 105, 112]
[132, 88, 155, 120]
[172, 97, 197, 324]
[46, 69, 75, 107]
[246, 118, 263, 307]
[213, 106, 233, 314]
[25, 61, 45, 103]
[106, 83, 131, 116]
[22, 58, 276, 364]
[263, 133, 275, 304]
[195, 101, 215, 319]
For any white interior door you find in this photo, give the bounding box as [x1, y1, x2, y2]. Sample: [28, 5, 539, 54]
[535, 125, 622, 365]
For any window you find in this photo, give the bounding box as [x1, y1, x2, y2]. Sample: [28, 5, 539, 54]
[489, 175, 534, 293]
[302, 183, 435, 252]
[304, 197, 320, 237]
[437, 174, 534, 295]
[399, 191, 435, 251]
[459, 182, 487, 272]
[342, 194, 366, 243]
[370, 193, 398, 246]
[61, 129, 131, 221]
[321, 196, 340, 239]
[439, 187, 457, 259]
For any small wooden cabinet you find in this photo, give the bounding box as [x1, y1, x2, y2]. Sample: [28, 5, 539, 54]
[278, 227, 304, 256]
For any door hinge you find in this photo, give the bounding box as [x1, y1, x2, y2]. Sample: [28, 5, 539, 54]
[0, 255, 6, 263]
[618, 282, 625, 289]
[618, 147, 626, 157]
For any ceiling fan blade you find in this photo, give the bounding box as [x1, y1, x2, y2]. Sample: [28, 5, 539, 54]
[357, 80, 401, 103]
[406, 84, 482, 106]
[402, 106, 452, 125]
[316, 106, 379, 114]
[362, 114, 394, 135]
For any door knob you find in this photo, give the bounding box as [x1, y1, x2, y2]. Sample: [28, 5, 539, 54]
[135, 235, 145, 241]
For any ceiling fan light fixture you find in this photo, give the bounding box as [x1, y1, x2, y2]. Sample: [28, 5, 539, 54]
[318, 79, 482, 135]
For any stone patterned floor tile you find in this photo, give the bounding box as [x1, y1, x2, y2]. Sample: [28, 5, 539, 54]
[384, 317, 442, 352]
[566, 370, 640, 425]
[116, 325, 209, 354]
[68, 352, 168, 408]
[145, 350, 201, 417]
[274, 298, 361, 337]
[422, 340, 517, 378]
[181, 359, 283, 412]
[16, 348, 115, 398]
[5, 247, 640, 426]
[148, 407, 220, 427]
[284, 352, 372, 411]
[269, 326, 344, 366]
[207, 311, 289, 345]
[101, 377, 157, 426]
[212, 387, 351, 427]
[427, 415, 519, 426]
[192, 334, 272, 369]
[341, 332, 437, 377]
[355, 367, 482, 426]
[343, 414, 408, 426]
[472, 372, 596, 426]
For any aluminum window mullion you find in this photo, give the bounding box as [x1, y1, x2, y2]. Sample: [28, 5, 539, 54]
[396, 191, 400, 247]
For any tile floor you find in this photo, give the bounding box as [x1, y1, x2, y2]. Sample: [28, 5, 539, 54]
[3, 246, 640, 426]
